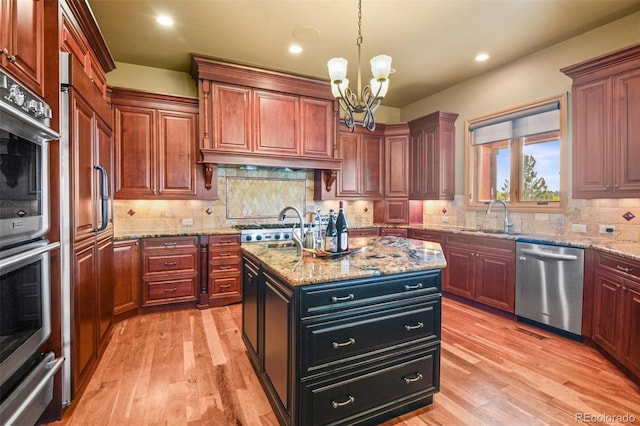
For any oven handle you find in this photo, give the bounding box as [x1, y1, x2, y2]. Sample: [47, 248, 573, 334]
[3, 355, 64, 426]
[94, 164, 109, 233]
[0, 241, 60, 270]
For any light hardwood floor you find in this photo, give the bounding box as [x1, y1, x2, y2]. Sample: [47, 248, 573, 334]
[54, 298, 640, 426]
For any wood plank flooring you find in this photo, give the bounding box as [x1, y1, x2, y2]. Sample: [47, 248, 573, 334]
[54, 298, 640, 425]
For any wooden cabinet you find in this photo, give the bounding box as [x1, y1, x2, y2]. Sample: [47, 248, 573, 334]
[561, 44, 640, 198]
[592, 251, 640, 379]
[317, 125, 384, 200]
[0, 0, 44, 95]
[374, 199, 424, 225]
[408, 111, 458, 200]
[207, 234, 242, 307]
[349, 227, 379, 237]
[111, 88, 201, 199]
[384, 125, 410, 198]
[242, 253, 442, 426]
[141, 237, 198, 307]
[444, 234, 515, 313]
[113, 239, 140, 317]
[253, 90, 300, 155]
[408, 229, 447, 244]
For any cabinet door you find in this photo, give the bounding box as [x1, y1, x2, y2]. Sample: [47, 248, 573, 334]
[443, 244, 475, 299]
[360, 134, 384, 199]
[70, 89, 96, 242]
[475, 250, 515, 312]
[408, 132, 425, 198]
[438, 123, 456, 200]
[385, 134, 409, 198]
[300, 97, 334, 158]
[572, 79, 613, 198]
[113, 105, 156, 198]
[620, 284, 640, 376]
[96, 236, 113, 352]
[73, 241, 97, 396]
[242, 257, 260, 366]
[113, 239, 140, 316]
[0, 0, 44, 95]
[157, 110, 198, 197]
[592, 271, 624, 356]
[213, 83, 252, 152]
[254, 90, 300, 155]
[337, 132, 360, 197]
[614, 68, 640, 194]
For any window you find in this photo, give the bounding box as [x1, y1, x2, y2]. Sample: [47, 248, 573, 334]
[465, 95, 567, 212]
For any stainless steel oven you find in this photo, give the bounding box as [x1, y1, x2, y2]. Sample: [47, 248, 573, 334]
[0, 239, 62, 424]
[0, 68, 59, 249]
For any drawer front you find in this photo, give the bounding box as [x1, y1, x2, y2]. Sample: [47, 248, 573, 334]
[597, 251, 640, 281]
[349, 227, 379, 237]
[146, 278, 196, 302]
[209, 259, 242, 273]
[209, 247, 241, 263]
[301, 299, 440, 373]
[142, 237, 197, 250]
[300, 271, 441, 318]
[380, 228, 408, 237]
[144, 253, 197, 274]
[210, 273, 241, 295]
[408, 229, 445, 243]
[209, 234, 241, 246]
[301, 346, 439, 426]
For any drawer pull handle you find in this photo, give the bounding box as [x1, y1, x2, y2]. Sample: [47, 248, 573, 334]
[331, 395, 355, 409]
[332, 338, 355, 349]
[331, 294, 354, 303]
[403, 372, 423, 384]
[164, 261, 178, 266]
[219, 252, 232, 257]
[164, 242, 177, 247]
[164, 287, 177, 293]
[220, 284, 232, 289]
[219, 265, 232, 270]
[404, 283, 423, 291]
[404, 322, 424, 331]
[616, 265, 632, 273]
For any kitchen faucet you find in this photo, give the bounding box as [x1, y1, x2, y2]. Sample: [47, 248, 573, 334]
[278, 206, 305, 253]
[486, 199, 513, 233]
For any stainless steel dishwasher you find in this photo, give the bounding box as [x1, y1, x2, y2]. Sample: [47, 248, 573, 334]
[515, 241, 585, 337]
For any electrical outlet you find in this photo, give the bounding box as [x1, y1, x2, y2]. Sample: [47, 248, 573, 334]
[572, 224, 587, 233]
[441, 216, 450, 223]
[599, 224, 615, 234]
[182, 218, 194, 226]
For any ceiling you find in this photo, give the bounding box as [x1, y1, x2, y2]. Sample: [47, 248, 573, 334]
[87, 0, 640, 108]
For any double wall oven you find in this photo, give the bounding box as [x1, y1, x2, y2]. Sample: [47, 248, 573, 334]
[0, 68, 63, 424]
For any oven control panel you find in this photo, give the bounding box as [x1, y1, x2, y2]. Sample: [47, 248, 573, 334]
[0, 69, 52, 125]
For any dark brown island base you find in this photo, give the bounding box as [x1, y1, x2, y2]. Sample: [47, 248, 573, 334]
[241, 236, 447, 426]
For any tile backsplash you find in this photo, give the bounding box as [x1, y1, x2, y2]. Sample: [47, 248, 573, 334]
[114, 166, 639, 242]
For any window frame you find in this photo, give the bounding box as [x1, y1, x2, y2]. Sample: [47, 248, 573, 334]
[464, 94, 568, 213]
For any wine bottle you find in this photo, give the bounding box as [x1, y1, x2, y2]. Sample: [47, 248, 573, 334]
[324, 210, 338, 253]
[336, 201, 349, 252]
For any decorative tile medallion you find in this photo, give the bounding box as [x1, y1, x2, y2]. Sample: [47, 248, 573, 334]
[623, 211, 635, 221]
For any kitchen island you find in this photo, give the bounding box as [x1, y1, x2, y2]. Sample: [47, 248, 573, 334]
[241, 236, 446, 426]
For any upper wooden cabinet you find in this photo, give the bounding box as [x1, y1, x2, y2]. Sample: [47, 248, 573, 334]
[408, 111, 458, 200]
[111, 88, 204, 199]
[0, 0, 44, 96]
[316, 125, 384, 200]
[384, 125, 410, 198]
[561, 44, 640, 199]
[191, 55, 341, 189]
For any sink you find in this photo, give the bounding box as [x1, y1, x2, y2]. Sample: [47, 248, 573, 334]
[266, 242, 297, 249]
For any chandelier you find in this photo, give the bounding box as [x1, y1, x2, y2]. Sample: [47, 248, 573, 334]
[327, 0, 392, 132]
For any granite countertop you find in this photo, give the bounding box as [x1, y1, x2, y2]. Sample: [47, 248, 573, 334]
[113, 228, 240, 240]
[241, 236, 447, 287]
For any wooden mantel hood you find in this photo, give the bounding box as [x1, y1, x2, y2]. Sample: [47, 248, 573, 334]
[191, 55, 342, 192]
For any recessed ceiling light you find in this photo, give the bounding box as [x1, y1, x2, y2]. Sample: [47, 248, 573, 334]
[289, 44, 303, 54]
[475, 53, 490, 62]
[156, 15, 174, 27]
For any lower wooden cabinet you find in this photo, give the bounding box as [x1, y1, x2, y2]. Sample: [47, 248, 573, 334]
[207, 234, 242, 306]
[349, 227, 379, 237]
[242, 252, 442, 425]
[141, 236, 198, 306]
[380, 227, 408, 237]
[592, 250, 640, 380]
[113, 239, 140, 317]
[444, 233, 515, 313]
[408, 229, 446, 244]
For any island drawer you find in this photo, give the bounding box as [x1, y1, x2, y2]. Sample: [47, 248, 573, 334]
[300, 298, 440, 374]
[300, 271, 441, 318]
[299, 345, 439, 426]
